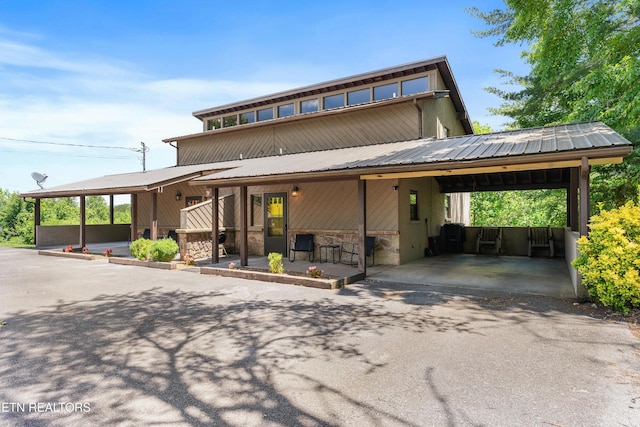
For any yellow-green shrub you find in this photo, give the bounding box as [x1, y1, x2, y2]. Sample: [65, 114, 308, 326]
[149, 238, 179, 262]
[130, 238, 152, 261]
[572, 199, 640, 312]
[268, 252, 284, 274]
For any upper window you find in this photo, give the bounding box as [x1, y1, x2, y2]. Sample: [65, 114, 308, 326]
[223, 115, 237, 128]
[347, 88, 370, 106]
[207, 73, 433, 129]
[374, 83, 398, 101]
[240, 112, 255, 124]
[410, 190, 419, 221]
[278, 103, 294, 118]
[300, 99, 319, 113]
[323, 93, 344, 110]
[257, 107, 274, 122]
[207, 118, 221, 130]
[401, 76, 429, 96]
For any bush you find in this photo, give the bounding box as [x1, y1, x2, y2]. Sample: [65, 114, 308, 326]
[572, 199, 640, 312]
[149, 238, 179, 262]
[130, 238, 152, 261]
[268, 252, 284, 274]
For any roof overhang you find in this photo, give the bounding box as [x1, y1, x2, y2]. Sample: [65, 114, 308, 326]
[190, 122, 633, 190]
[20, 163, 237, 199]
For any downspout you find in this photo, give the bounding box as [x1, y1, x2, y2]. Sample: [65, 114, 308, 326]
[413, 99, 423, 138]
[169, 142, 178, 165]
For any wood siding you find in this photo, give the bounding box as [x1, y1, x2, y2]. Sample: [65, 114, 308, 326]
[178, 103, 420, 166]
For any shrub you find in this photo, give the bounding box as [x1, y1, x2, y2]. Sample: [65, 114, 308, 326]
[572, 199, 640, 312]
[130, 238, 152, 261]
[268, 252, 284, 274]
[149, 238, 179, 262]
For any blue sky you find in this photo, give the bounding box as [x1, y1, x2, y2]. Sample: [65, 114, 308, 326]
[0, 0, 528, 195]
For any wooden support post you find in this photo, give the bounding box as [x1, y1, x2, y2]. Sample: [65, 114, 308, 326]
[580, 157, 590, 236]
[211, 187, 219, 264]
[150, 192, 158, 240]
[109, 194, 115, 225]
[568, 168, 579, 231]
[357, 179, 367, 274]
[34, 198, 41, 247]
[79, 196, 86, 248]
[131, 193, 138, 242]
[240, 186, 248, 267]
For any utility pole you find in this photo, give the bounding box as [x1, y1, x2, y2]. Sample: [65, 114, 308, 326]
[138, 142, 150, 171]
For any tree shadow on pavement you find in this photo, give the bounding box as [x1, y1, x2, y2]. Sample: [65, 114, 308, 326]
[0, 287, 471, 426]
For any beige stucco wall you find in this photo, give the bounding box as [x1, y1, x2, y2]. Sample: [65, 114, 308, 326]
[397, 176, 447, 264]
[421, 97, 466, 139]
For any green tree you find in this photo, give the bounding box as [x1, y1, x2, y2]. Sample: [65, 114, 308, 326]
[114, 203, 131, 224]
[86, 196, 110, 224]
[469, 0, 640, 212]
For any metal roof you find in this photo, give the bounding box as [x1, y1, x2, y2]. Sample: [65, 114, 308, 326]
[21, 122, 633, 198]
[20, 162, 239, 199]
[193, 122, 632, 186]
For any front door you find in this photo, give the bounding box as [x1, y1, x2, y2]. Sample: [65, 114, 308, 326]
[264, 193, 287, 255]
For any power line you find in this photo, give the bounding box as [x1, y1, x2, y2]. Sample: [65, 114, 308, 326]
[0, 136, 140, 152]
[0, 147, 139, 160]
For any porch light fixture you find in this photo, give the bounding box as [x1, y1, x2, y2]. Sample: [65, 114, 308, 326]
[175, 191, 182, 201]
[291, 186, 300, 197]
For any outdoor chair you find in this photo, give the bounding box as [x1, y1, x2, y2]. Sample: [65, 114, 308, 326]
[476, 227, 502, 255]
[289, 234, 314, 262]
[142, 228, 150, 239]
[167, 230, 177, 241]
[341, 236, 376, 267]
[528, 226, 554, 257]
[218, 233, 228, 256]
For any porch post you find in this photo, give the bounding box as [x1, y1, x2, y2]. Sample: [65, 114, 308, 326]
[109, 194, 115, 224]
[579, 157, 590, 236]
[240, 186, 248, 267]
[79, 196, 86, 248]
[131, 193, 138, 242]
[568, 168, 579, 231]
[34, 198, 41, 247]
[211, 187, 219, 264]
[150, 192, 158, 240]
[357, 179, 367, 274]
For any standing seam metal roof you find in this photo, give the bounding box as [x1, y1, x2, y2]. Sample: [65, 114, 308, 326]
[193, 122, 632, 183]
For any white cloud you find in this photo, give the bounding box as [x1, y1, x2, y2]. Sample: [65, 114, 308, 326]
[0, 32, 304, 192]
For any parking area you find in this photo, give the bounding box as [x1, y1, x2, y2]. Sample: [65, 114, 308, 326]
[0, 246, 638, 426]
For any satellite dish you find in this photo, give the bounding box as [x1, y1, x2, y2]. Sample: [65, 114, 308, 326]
[31, 172, 48, 189]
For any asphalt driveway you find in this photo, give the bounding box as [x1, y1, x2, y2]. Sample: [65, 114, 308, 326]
[0, 247, 638, 426]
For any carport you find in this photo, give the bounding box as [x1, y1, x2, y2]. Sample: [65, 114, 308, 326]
[191, 122, 632, 297]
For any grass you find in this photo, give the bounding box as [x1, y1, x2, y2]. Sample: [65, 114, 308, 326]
[0, 240, 35, 248]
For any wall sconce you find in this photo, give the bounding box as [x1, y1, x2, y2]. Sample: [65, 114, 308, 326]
[392, 185, 399, 191]
[291, 186, 300, 197]
[175, 191, 182, 201]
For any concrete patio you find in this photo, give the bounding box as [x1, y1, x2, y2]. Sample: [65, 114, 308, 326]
[60, 241, 577, 299]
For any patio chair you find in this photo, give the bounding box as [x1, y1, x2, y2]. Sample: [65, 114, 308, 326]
[341, 236, 376, 267]
[289, 234, 314, 262]
[528, 226, 554, 258]
[218, 233, 228, 256]
[167, 230, 177, 241]
[476, 227, 502, 255]
[142, 228, 150, 239]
